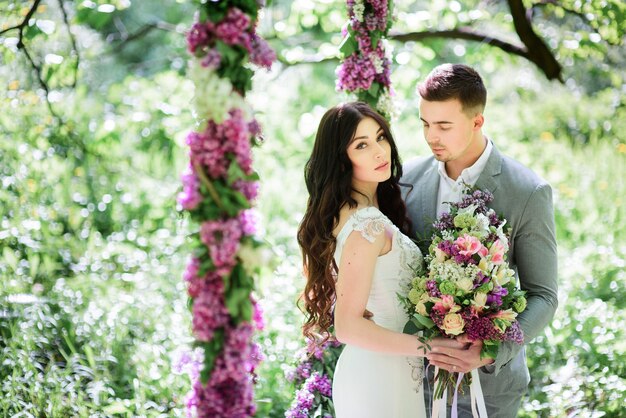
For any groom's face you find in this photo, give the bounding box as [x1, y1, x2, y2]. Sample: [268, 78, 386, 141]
[419, 98, 484, 166]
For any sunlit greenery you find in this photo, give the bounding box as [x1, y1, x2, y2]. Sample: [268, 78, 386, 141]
[1, 0, 625, 416]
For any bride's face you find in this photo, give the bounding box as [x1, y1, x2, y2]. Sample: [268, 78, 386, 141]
[346, 117, 392, 187]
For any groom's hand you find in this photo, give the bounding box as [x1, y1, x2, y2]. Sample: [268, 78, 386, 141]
[426, 337, 494, 374]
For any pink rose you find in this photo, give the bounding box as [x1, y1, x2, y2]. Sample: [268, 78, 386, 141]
[455, 234, 482, 257]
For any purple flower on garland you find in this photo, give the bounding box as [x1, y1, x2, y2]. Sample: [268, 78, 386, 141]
[178, 164, 202, 210]
[187, 21, 213, 53]
[187, 323, 260, 418]
[200, 49, 222, 69]
[200, 218, 243, 275]
[239, 209, 259, 236]
[251, 297, 265, 331]
[215, 8, 251, 45]
[336, 53, 377, 91]
[224, 109, 254, 175]
[187, 109, 254, 180]
[248, 33, 276, 69]
[306, 372, 332, 397]
[186, 130, 229, 179]
[233, 179, 259, 202]
[191, 279, 230, 342]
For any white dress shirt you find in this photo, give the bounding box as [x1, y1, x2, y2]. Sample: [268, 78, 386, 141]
[436, 139, 493, 216]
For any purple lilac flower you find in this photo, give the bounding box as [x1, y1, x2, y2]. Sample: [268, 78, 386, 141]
[465, 316, 501, 342]
[200, 49, 222, 69]
[174, 347, 204, 382]
[248, 33, 276, 69]
[186, 130, 229, 179]
[426, 280, 441, 298]
[294, 360, 312, 381]
[252, 297, 265, 331]
[239, 209, 259, 236]
[433, 212, 455, 231]
[184, 257, 201, 284]
[187, 21, 213, 53]
[191, 279, 230, 342]
[286, 388, 315, 417]
[503, 321, 524, 344]
[223, 108, 254, 175]
[187, 323, 260, 418]
[178, 164, 202, 210]
[487, 286, 508, 306]
[336, 53, 377, 91]
[233, 179, 259, 202]
[200, 217, 243, 275]
[215, 8, 251, 45]
[488, 210, 501, 227]
[374, 55, 392, 86]
[305, 372, 332, 397]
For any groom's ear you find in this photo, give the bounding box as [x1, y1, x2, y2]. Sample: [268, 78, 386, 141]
[473, 114, 484, 130]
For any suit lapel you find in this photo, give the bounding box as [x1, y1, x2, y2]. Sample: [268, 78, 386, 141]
[475, 142, 502, 196]
[421, 162, 439, 231]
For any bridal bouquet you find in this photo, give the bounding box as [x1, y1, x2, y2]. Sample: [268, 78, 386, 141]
[402, 187, 527, 400]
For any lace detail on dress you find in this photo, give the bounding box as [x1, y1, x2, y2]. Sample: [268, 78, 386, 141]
[353, 218, 386, 243]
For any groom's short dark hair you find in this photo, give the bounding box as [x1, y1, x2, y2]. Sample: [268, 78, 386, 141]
[418, 64, 487, 116]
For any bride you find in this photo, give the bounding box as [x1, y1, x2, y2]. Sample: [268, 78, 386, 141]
[297, 102, 464, 417]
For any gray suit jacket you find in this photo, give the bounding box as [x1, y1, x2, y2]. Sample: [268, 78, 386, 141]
[401, 144, 558, 417]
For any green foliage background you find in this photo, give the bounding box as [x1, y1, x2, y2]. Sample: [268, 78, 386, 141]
[1, 0, 625, 416]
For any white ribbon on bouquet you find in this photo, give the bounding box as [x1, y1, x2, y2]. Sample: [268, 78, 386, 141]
[431, 367, 488, 418]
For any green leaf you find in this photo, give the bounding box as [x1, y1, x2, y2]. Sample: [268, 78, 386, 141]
[3, 247, 18, 270]
[413, 313, 435, 329]
[339, 34, 357, 58]
[199, 329, 225, 384]
[403, 319, 420, 335]
[481, 340, 499, 360]
[103, 402, 130, 414]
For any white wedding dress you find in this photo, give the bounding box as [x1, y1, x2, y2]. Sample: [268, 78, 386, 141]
[332, 207, 426, 418]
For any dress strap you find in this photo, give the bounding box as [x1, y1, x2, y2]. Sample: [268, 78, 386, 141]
[336, 207, 391, 244]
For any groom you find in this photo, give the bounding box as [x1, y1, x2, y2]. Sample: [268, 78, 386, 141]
[401, 64, 558, 417]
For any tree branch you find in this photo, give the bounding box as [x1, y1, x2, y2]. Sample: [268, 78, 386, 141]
[0, 0, 41, 36]
[507, 0, 563, 81]
[57, 0, 80, 88]
[389, 28, 530, 60]
[4, 0, 61, 119]
[108, 21, 181, 52]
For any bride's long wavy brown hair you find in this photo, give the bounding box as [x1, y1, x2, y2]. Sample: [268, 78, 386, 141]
[297, 102, 412, 341]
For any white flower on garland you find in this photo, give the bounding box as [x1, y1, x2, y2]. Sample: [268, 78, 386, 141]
[237, 242, 271, 276]
[371, 53, 384, 74]
[376, 88, 397, 121]
[188, 58, 250, 126]
[353, 0, 365, 22]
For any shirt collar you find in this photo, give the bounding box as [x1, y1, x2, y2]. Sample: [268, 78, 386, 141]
[437, 138, 493, 186]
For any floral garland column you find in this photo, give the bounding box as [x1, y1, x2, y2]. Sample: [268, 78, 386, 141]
[337, 0, 395, 119]
[177, 2, 275, 417]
